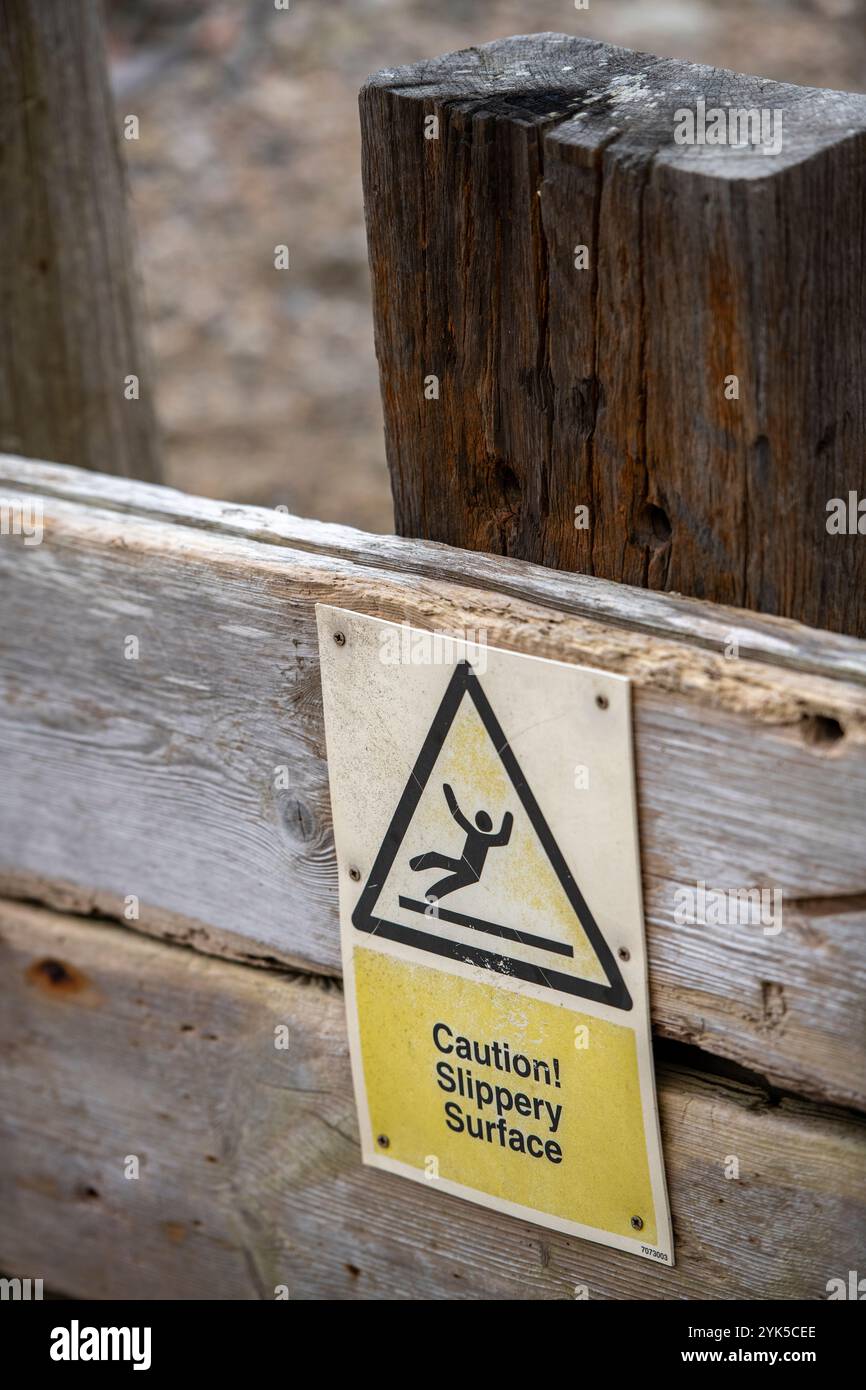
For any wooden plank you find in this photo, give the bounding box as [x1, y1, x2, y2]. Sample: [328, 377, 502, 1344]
[4, 454, 866, 684]
[0, 459, 865, 1108]
[1, 901, 863, 1300]
[0, 2, 160, 480]
[361, 34, 866, 636]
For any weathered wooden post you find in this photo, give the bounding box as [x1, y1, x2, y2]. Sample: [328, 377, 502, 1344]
[361, 34, 866, 636]
[0, 0, 160, 480]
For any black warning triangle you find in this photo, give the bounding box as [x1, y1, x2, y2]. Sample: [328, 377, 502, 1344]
[352, 661, 632, 1011]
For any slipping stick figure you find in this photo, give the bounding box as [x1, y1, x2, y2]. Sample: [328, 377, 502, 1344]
[410, 782, 513, 902]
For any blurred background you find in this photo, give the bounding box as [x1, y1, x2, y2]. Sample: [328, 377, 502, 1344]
[104, 0, 866, 533]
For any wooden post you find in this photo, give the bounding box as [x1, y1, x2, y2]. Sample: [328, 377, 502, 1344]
[361, 35, 866, 637]
[0, 0, 160, 480]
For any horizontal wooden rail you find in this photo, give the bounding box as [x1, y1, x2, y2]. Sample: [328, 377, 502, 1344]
[5, 456, 866, 682]
[1, 456, 865, 1117]
[2, 900, 864, 1300]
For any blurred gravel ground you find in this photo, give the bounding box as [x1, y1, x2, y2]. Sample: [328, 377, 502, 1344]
[106, 0, 866, 531]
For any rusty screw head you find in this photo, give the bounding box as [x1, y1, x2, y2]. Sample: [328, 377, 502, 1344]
[334, 631, 346, 647]
[349, 866, 361, 882]
[630, 1215, 644, 1231]
[618, 947, 630, 962]
[595, 694, 609, 710]
[377, 1134, 390, 1149]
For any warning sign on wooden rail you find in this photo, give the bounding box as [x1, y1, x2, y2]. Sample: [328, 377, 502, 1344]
[317, 606, 673, 1264]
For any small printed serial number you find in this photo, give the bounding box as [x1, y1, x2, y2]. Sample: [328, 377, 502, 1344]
[757, 1327, 816, 1338]
[641, 1246, 670, 1263]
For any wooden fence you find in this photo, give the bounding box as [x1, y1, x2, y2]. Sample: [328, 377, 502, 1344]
[1, 456, 864, 1298]
[1, 25, 865, 1301]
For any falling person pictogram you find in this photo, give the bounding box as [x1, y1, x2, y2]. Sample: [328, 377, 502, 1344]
[351, 659, 631, 1007]
[409, 782, 513, 903]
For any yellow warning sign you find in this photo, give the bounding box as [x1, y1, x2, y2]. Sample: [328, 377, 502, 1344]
[354, 949, 657, 1243]
[317, 606, 673, 1264]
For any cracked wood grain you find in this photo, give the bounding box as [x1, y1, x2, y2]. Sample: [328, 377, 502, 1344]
[1, 900, 863, 1300]
[361, 33, 866, 635]
[0, 459, 864, 1108]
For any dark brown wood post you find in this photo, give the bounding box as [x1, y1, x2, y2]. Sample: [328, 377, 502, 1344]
[0, 0, 161, 480]
[361, 35, 866, 636]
